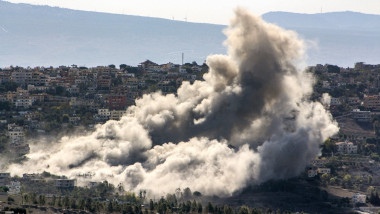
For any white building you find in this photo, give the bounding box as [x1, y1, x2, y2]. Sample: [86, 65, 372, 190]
[317, 168, 331, 174]
[307, 167, 331, 178]
[95, 108, 111, 121]
[98, 108, 110, 117]
[179, 67, 187, 74]
[87, 182, 100, 189]
[336, 141, 358, 154]
[352, 109, 371, 122]
[7, 181, 21, 194]
[0, 173, 10, 178]
[15, 96, 33, 108]
[352, 193, 366, 204]
[69, 116, 81, 123]
[330, 97, 341, 106]
[54, 179, 76, 188]
[110, 110, 125, 120]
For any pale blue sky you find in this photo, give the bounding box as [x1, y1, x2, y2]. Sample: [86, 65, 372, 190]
[5, 0, 380, 24]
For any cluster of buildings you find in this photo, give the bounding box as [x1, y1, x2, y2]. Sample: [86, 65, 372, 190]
[0, 60, 203, 111]
[307, 158, 331, 178]
[310, 62, 380, 123]
[0, 172, 76, 195]
[0, 60, 206, 156]
[307, 140, 359, 178]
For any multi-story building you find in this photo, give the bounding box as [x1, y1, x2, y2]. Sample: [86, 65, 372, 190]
[95, 108, 110, 121]
[15, 96, 33, 108]
[8, 124, 24, 145]
[54, 179, 76, 188]
[107, 95, 126, 110]
[7, 181, 21, 194]
[110, 110, 125, 120]
[364, 94, 380, 110]
[351, 109, 371, 122]
[8, 124, 30, 155]
[0, 72, 11, 83]
[0, 172, 10, 186]
[335, 141, 358, 154]
[11, 71, 32, 85]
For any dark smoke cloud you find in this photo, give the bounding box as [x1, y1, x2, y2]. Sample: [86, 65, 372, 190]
[5, 8, 338, 197]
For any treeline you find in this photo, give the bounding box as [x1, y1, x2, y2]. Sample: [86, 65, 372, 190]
[149, 198, 293, 214]
[20, 193, 296, 214]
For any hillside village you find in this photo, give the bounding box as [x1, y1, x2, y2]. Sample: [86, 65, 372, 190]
[0, 60, 207, 156]
[1, 61, 380, 213]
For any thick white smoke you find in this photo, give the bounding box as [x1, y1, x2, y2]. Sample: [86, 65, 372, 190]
[6, 9, 338, 197]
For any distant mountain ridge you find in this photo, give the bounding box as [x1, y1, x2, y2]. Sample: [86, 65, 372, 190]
[0, 0, 226, 67]
[262, 11, 380, 67]
[263, 11, 380, 30]
[1, 1, 379, 67]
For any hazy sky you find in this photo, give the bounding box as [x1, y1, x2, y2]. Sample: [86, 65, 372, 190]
[5, 0, 380, 24]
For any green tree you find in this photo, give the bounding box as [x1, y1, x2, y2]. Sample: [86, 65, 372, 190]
[206, 202, 214, 213]
[70, 198, 77, 209]
[343, 174, 352, 188]
[0, 81, 18, 92]
[238, 206, 250, 214]
[321, 173, 330, 185]
[183, 187, 192, 200]
[78, 199, 85, 210]
[322, 139, 336, 154]
[0, 101, 11, 111]
[63, 196, 70, 208]
[55, 86, 65, 96]
[120, 64, 128, 70]
[107, 201, 114, 213]
[38, 195, 46, 205]
[368, 175, 373, 184]
[197, 203, 203, 213]
[149, 199, 154, 211]
[193, 191, 202, 197]
[62, 114, 69, 123]
[50, 195, 56, 206]
[7, 196, 15, 203]
[191, 200, 197, 212]
[85, 198, 94, 212]
[224, 205, 233, 214]
[57, 197, 62, 207]
[23, 194, 29, 204]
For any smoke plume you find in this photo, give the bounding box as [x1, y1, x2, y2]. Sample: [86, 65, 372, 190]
[6, 8, 338, 197]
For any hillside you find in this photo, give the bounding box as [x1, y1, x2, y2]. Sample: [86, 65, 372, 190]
[0, 1, 226, 67]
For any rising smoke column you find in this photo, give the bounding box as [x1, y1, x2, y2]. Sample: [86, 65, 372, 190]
[6, 8, 338, 197]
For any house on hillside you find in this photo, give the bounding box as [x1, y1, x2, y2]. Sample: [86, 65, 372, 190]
[352, 193, 366, 204]
[336, 141, 357, 154]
